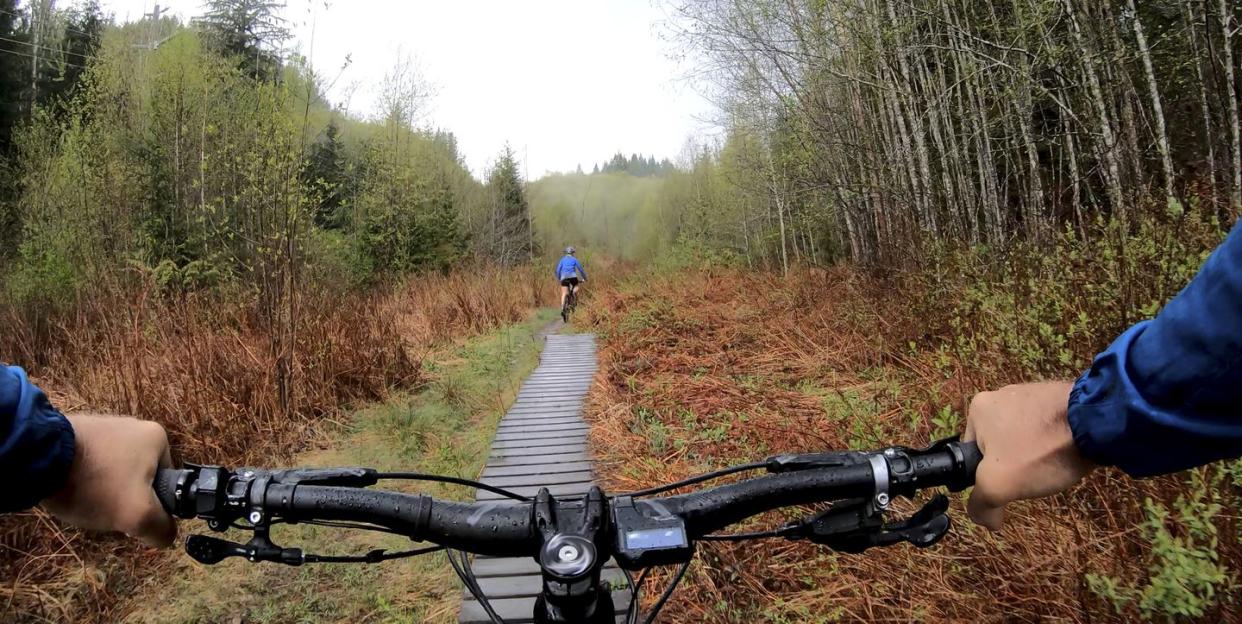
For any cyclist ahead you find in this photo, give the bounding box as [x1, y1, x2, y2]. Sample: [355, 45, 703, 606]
[4, 227, 1242, 547]
[555, 246, 587, 311]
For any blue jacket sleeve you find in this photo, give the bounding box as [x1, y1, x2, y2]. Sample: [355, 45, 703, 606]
[1068, 224, 1242, 477]
[575, 259, 587, 281]
[0, 366, 76, 512]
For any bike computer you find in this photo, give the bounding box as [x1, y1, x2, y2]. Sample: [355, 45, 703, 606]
[610, 496, 693, 569]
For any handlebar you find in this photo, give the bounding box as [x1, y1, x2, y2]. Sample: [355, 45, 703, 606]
[154, 438, 980, 565]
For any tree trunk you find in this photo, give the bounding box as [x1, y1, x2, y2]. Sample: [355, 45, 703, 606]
[1185, 0, 1218, 208]
[1220, 0, 1242, 210]
[1064, 0, 1126, 222]
[1128, 0, 1178, 206]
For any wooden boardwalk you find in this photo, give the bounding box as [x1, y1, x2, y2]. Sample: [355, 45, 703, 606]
[459, 333, 631, 623]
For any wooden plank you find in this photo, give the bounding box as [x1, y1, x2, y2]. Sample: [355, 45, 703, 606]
[492, 432, 587, 442]
[502, 411, 585, 419]
[480, 461, 595, 478]
[500, 417, 584, 426]
[493, 430, 586, 442]
[498, 414, 584, 424]
[494, 429, 588, 440]
[460, 594, 631, 624]
[509, 399, 587, 406]
[475, 481, 593, 501]
[497, 419, 589, 428]
[507, 403, 587, 411]
[501, 412, 584, 422]
[497, 416, 585, 425]
[481, 471, 594, 488]
[490, 443, 587, 458]
[495, 423, 589, 434]
[493, 431, 585, 442]
[506, 404, 586, 413]
[485, 453, 591, 468]
[505, 401, 585, 410]
[493, 426, 586, 437]
[469, 570, 626, 599]
[508, 398, 586, 406]
[517, 387, 590, 395]
[491, 437, 586, 450]
[513, 389, 589, 395]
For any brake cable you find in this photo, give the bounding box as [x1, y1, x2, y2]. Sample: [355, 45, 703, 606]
[305, 544, 444, 563]
[642, 561, 691, 624]
[447, 548, 505, 624]
[699, 526, 795, 541]
[621, 566, 641, 624]
[376, 471, 531, 501]
[620, 461, 767, 497]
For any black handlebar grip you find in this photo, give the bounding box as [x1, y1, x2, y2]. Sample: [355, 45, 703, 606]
[959, 441, 982, 484]
[154, 468, 184, 516]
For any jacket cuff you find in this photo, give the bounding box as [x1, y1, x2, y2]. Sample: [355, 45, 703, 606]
[1067, 370, 1106, 466]
[1065, 323, 1148, 473]
[37, 412, 76, 504]
[4, 411, 76, 512]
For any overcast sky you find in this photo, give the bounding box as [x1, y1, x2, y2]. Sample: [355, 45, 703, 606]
[96, 0, 713, 178]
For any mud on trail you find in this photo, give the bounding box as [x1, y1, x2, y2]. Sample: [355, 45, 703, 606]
[577, 267, 1239, 623]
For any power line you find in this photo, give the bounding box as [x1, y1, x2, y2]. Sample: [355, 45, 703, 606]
[0, 34, 95, 61]
[0, 45, 87, 70]
[0, 7, 100, 41]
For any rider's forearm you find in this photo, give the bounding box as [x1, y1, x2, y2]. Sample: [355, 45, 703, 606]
[0, 366, 76, 512]
[1068, 223, 1242, 477]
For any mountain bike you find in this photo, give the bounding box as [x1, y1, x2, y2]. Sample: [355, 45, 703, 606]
[561, 280, 578, 323]
[154, 436, 980, 623]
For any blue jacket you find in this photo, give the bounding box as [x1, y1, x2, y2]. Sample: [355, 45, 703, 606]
[556, 255, 587, 282]
[0, 366, 75, 512]
[1069, 223, 1242, 476]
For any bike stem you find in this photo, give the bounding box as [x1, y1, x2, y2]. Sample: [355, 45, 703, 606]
[532, 486, 615, 624]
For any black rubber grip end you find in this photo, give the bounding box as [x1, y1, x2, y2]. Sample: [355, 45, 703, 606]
[959, 441, 982, 484]
[154, 468, 183, 516]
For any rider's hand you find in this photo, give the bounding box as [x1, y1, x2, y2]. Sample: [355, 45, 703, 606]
[962, 381, 1094, 531]
[41, 414, 177, 547]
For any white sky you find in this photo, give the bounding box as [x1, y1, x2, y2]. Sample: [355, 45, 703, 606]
[96, 0, 713, 178]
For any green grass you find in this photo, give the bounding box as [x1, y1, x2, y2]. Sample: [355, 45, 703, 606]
[125, 308, 561, 624]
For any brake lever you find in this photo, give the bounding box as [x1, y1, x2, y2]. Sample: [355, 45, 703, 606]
[783, 494, 951, 554]
[186, 533, 305, 566]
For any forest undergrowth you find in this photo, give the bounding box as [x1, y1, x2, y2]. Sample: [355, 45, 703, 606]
[0, 265, 555, 623]
[580, 214, 1241, 623]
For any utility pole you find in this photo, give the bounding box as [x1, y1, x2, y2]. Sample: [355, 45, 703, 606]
[142, 4, 169, 49]
[28, 0, 54, 113]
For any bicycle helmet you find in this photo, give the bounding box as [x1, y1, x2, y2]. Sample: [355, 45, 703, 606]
[565, 246, 576, 255]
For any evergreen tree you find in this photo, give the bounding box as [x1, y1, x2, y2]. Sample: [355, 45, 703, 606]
[198, 0, 290, 79]
[484, 145, 531, 265]
[48, 1, 103, 109]
[304, 119, 350, 229]
[0, 0, 28, 157]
